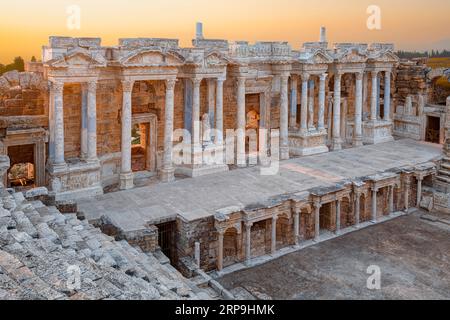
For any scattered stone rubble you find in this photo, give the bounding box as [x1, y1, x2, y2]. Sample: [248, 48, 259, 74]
[0, 186, 209, 300]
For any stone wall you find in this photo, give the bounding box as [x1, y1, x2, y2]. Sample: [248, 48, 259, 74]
[393, 59, 428, 108]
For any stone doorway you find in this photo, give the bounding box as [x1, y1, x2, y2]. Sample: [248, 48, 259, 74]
[319, 202, 335, 233]
[7, 144, 35, 189]
[156, 221, 176, 264]
[425, 116, 440, 144]
[223, 227, 240, 267]
[131, 113, 157, 173]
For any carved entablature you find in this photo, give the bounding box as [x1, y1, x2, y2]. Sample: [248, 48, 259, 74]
[292, 46, 333, 74]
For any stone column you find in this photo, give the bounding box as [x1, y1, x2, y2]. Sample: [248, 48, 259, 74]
[308, 78, 315, 130]
[236, 77, 246, 167]
[87, 81, 98, 162]
[52, 81, 65, 166]
[217, 230, 224, 271]
[244, 222, 253, 265]
[289, 76, 298, 128]
[371, 187, 378, 222]
[353, 72, 364, 146]
[280, 75, 289, 160]
[314, 201, 321, 241]
[370, 71, 378, 121]
[384, 71, 391, 121]
[192, 78, 202, 165]
[354, 192, 361, 226]
[293, 208, 300, 246]
[416, 176, 423, 207]
[81, 84, 88, 160]
[300, 73, 309, 133]
[318, 73, 327, 131]
[207, 79, 215, 128]
[363, 72, 368, 113]
[389, 185, 394, 215]
[404, 177, 410, 212]
[120, 80, 134, 190]
[215, 78, 225, 145]
[271, 215, 278, 254]
[160, 79, 176, 182]
[332, 72, 342, 151]
[335, 200, 341, 234]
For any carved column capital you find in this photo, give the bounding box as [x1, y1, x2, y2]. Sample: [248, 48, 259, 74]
[121, 80, 134, 93]
[50, 80, 64, 93]
[192, 77, 202, 87]
[166, 78, 177, 91]
[319, 73, 328, 81]
[244, 221, 253, 229]
[87, 81, 97, 93]
[370, 70, 379, 78]
[236, 76, 246, 87]
[313, 201, 322, 210]
[301, 73, 310, 82]
[356, 72, 364, 81]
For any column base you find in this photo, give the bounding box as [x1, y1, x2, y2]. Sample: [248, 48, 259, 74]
[158, 167, 175, 183]
[363, 120, 394, 145]
[352, 137, 363, 147]
[330, 138, 342, 151]
[280, 146, 290, 160]
[288, 129, 329, 157]
[119, 172, 134, 190]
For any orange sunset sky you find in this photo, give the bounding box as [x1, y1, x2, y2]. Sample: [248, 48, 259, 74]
[0, 0, 449, 63]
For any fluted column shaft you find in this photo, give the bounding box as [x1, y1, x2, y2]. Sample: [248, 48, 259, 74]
[354, 72, 364, 146]
[236, 77, 246, 166]
[52, 81, 65, 166]
[318, 74, 327, 130]
[289, 77, 298, 128]
[384, 71, 391, 121]
[87, 81, 97, 162]
[81, 84, 88, 160]
[308, 78, 315, 130]
[332, 72, 342, 150]
[280, 75, 289, 160]
[300, 73, 309, 133]
[215, 78, 224, 145]
[370, 71, 378, 121]
[163, 79, 176, 170]
[121, 80, 133, 175]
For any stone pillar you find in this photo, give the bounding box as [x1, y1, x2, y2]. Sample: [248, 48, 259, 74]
[81, 84, 88, 160]
[289, 77, 298, 128]
[318, 74, 327, 131]
[354, 192, 361, 226]
[207, 79, 215, 128]
[87, 81, 98, 162]
[215, 78, 225, 145]
[370, 71, 378, 121]
[52, 81, 65, 166]
[332, 72, 342, 151]
[416, 176, 423, 207]
[160, 79, 176, 182]
[192, 78, 202, 165]
[389, 185, 394, 215]
[404, 177, 410, 212]
[271, 215, 278, 254]
[353, 72, 364, 146]
[363, 72, 368, 113]
[236, 77, 246, 167]
[314, 201, 321, 241]
[217, 230, 224, 271]
[120, 80, 134, 190]
[371, 187, 378, 222]
[245, 222, 252, 265]
[308, 78, 315, 130]
[384, 71, 391, 121]
[300, 73, 309, 133]
[293, 208, 300, 246]
[335, 200, 341, 234]
[280, 75, 289, 160]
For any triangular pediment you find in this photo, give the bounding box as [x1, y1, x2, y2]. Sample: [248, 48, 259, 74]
[49, 48, 106, 68]
[121, 48, 184, 67]
[311, 50, 333, 64]
[204, 50, 229, 68]
[338, 49, 367, 63]
[371, 51, 399, 63]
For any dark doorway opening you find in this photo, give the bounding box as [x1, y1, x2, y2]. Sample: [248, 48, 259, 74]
[156, 221, 176, 264]
[425, 116, 440, 144]
[7, 144, 35, 190]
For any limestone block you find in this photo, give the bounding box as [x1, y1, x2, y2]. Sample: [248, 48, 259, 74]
[25, 187, 48, 199]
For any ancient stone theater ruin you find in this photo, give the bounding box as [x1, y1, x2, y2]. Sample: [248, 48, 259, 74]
[1, 25, 450, 298]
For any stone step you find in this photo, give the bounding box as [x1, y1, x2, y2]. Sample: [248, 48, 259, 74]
[438, 168, 450, 177]
[436, 175, 450, 183]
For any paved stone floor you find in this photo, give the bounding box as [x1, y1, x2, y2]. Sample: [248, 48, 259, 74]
[218, 213, 450, 300]
[78, 139, 441, 231]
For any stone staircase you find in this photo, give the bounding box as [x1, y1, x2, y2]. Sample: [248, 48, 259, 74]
[0, 188, 210, 300]
[436, 156, 450, 185]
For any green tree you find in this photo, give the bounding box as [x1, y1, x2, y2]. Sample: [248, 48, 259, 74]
[31, 56, 37, 62]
